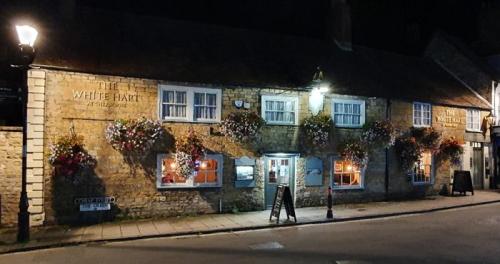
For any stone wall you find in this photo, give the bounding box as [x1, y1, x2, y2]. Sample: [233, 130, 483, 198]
[0, 127, 22, 226]
[35, 69, 490, 224]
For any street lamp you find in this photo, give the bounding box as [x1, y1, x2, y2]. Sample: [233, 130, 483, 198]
[12, 24, 38, 242]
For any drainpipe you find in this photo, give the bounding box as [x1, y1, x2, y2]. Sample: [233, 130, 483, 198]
[385, 98, 391, 199]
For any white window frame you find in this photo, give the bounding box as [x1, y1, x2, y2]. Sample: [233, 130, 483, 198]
[158, 84, 222, 123]
[330, 156, 365, 190]
[261, 94, 299, 125]
[413, 102, 432, 127]
[466, 109, 481, 132]
[331, 98, 366, 128]
[411, 152, 434, 185]
[156, 153, 223, 189]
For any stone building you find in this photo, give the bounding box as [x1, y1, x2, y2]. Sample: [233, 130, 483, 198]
[0, 8, 497, 226]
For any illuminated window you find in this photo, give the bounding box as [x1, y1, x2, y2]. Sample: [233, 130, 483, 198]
[466, 109, 481, 132]
[332, 99, 365, 127]
[156, 154, 223, 188]
[261, 95, 299, 125]
[413, 102, 431, 127]
[159, 85, 221, 122]
[332, 159, 363, 189]
[412, 151, 432, 184]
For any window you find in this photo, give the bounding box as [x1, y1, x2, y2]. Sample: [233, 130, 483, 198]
[261, 95, 299, 125]
[159, 85, 221, 122]
[156, 154, 223, 188]
[331, 99, 365, 127]
[332, 159, 363, 189]
[466, 109, 481, 132]
[412, 151, 432, 184]
[413, 102, 431, 127]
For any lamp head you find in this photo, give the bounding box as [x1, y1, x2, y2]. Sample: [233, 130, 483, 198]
[16, 25, 38, 47]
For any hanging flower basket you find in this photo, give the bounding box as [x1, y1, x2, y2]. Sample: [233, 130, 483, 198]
[395, 127, 442, 172]
[361, 120, 396, 149]
[394, 135, 421, 172]
[409, 127, 441, 152]
[339, 138, 369, 168]
[438, 137, 464, 166]
[175, 129, 205, 177]
[49, 133, 96, 177]
[105, 117, 163, 156]
[301, 114, 333, 148]
[220, 111, 265, 142]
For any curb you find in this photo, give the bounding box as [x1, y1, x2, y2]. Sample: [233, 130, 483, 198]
[2, 199, 500, 255]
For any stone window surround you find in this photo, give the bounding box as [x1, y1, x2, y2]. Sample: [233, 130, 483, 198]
[411, 151, 434, 185]
[156, 153, 224, 189]
[466, 108, 481, 132]
[158, 84, 222, 123]
[261, 94, 300, 125]
[413, 102, 432, 127]
[329, 155, 365, 190]
[331, 98, 366, 128]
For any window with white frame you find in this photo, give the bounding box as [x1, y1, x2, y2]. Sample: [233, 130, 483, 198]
[261, 95, 299, 125]
[412, 151, 432, 184]
[331, 99, 365, 127]
[413, 102, 431, 127]
[159, 85, 221, 122]
[331, 158, 363, 189]
[156, 154, 223, 188]
[466, 109, 481, 132]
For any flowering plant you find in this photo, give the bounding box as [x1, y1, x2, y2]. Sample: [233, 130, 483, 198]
[438, 137, 463, 166]
[394, 135, 421, 172]
[302, 114, 333, 147]
[361, 120, 396, 149]
[175, 129, 205, 177]
[49, 133, 96, 176]
[105, 117, 163, 156]
[339, 138, 369, 167]
[220, 111, 265, 142]
[410, 127, 441, 152]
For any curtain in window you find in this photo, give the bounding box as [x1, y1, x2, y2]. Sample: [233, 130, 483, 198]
[194, 93, 217, 120]
[162, 91, 186, 118]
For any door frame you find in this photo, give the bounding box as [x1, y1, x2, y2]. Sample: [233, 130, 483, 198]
[263, 153, 299, 209]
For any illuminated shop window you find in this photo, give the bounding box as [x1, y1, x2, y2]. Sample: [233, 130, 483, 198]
[412, 151, 433, 184]
[156, 154, 223, 188]
[413, 102, 431, 127]
[159, 84, 221, 122]
[332, 159, 363, 189]
[261, 95, 299, 125]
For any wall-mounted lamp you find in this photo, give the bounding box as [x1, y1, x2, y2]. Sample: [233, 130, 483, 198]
[309, 66, 330, 115]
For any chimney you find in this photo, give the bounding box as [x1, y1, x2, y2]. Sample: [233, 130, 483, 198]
[328, 0, 352, 51]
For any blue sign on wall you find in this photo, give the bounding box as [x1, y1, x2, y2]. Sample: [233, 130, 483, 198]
[305, 157, 323, 186]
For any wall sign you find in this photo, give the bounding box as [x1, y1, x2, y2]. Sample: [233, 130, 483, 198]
[74, 196, 115, 212]
[435, 109, 465, 128]
[305, 157, 323, 186]
[71, 81, 141, 108]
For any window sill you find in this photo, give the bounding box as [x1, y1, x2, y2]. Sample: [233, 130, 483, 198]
[161, 120, 220, 124]
[157, 185, 222, 189]
[332, 186, 364, 190]
[465, 129, 482, 133]
[334, 125, 363, 129]
[264, 122, 298, 126]
[411, 182, 432, 186]
[412, 124, 431, 128]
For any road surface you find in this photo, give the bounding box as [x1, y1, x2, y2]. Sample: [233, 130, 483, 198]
[2, 203, 500, 264]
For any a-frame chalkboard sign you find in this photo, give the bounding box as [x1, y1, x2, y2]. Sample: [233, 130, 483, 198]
[269, 185, 297, 223]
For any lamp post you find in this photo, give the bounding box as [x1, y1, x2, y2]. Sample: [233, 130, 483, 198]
[12, 24, 38, 242]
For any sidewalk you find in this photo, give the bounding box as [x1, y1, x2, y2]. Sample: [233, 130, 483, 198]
[1, 190, 500, 254]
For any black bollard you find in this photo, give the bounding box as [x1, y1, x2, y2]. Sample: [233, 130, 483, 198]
[326, 186, 333, 219]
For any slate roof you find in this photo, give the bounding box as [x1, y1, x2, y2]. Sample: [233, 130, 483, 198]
[3, 8, 491, 110]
